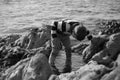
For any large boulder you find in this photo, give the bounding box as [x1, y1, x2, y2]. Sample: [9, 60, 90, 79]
[49, 61, 113, 80]
[14, 26, 51, 49]
[92, 33, 120, 66]
[0, 45, 30, 68]
[101, 65, 120, 80]
[0, 34, 20, 46]
[98, 20, 120, 35]
[1, 48, 52, 80]
[100, 54, 120, 80]
[33, 26, 51, 49]
[0, 30, 52, 71]
[2, 46, 28, 67]
[14, 34, 29, 48]
[82, 35, 109, 63]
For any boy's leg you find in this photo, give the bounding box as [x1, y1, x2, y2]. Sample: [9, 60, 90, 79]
[49, 37, 62, 74]
[61, 35, 72, 73]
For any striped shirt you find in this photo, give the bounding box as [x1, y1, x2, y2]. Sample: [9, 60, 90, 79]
[51, 20, 79, 38]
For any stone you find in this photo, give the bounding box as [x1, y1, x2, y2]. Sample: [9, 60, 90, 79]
[82, 34, 109, 63]
[92, 33, 120, 65]
[98, 20, 120, 35]
[0, 34, 20, 46]
[14, 26, 51, 49]
[1, 48, 52, 80]
[101, 65, 120, 80]
[49, 61, 111, 80]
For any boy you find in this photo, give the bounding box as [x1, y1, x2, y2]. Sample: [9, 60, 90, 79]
[49, 20, 90, 74]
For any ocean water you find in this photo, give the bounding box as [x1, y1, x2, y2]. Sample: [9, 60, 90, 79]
[0, 0, 120, 35]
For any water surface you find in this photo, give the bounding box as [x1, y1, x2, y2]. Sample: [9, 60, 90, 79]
[0, 0, 120, 34]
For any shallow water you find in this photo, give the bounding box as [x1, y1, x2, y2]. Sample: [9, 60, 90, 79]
[0, 0, 120, 35]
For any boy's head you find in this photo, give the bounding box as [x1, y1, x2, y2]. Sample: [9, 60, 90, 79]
[72, 25, 90, 41]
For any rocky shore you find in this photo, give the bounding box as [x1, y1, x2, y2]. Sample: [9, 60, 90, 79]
[0, 20, 120, 80]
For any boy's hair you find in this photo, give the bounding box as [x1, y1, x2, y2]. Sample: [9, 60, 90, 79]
[72, 25, 90, 41]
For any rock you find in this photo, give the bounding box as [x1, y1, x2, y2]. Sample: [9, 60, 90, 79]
[14, 34, 29, 48]
[0, 45, 30, 68]
[98, 20, 120, 35]
[1, 58, 30, 80]
[105, 33, 120, 60]
[0, 31, 52, 69]
[101, 65, 120, 80]
[1, 48, 52, 80]
[33, 28, 51, 49]
[2, 21, 120, 80]
[14, 26, 51, 49]
[82, 34, 109, 63]
[50, 61, 111, 80]
[100, 55, 120, 80]
[92, 33, 120, 65]
[23, 52, 52, 80]
[1, 34, 21, 46]
[3, 46, 27, 67]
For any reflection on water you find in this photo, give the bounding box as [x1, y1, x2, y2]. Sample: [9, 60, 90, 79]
[0, 0, 120, 34]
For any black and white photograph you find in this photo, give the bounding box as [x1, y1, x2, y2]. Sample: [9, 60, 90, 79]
[0, 0, 120, 80]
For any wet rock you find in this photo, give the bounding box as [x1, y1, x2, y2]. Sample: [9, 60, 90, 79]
[14, 34, 29, 48]
[0, 45, 29, 68]
[3, 46, 28, 67]
[1, 48, 52, 80]
[0, 34, 52, 69]
[14, 26, 51, 49]
[82, 35, 109, 63]
[49, 61, 112, 80]
[1, 22, 120, 80]
[101, 65, 120, 80]
[98, 20, 120, 35]
[92, 33, 120, 66]
[1, 34, 21, 46]
[33, 25, 51, 49]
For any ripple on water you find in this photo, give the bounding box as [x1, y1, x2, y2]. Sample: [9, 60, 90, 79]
[0, 0, 120, 34]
